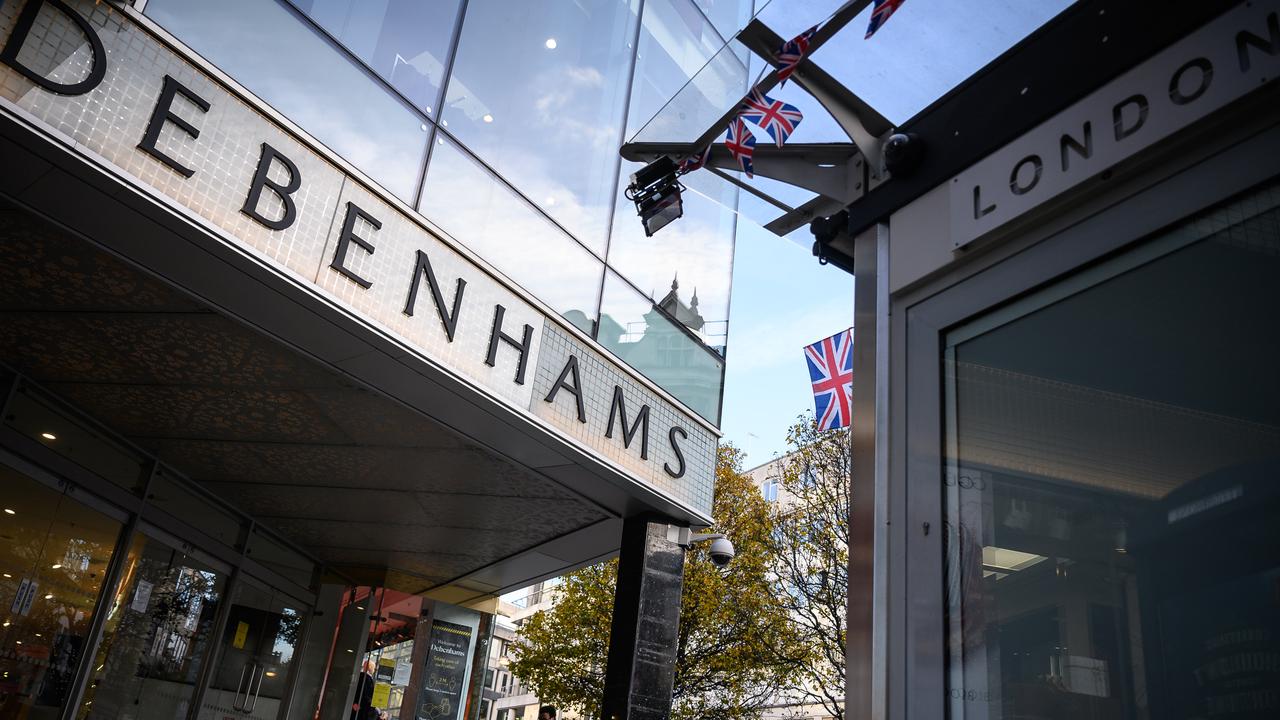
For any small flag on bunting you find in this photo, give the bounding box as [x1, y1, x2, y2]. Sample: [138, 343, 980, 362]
[804, 328, 853, 431]
[739, 88, 803, 148]
[724, 117, 756, 177]
[774, 25, 817, 85]
[865, 0, 906, 39]
[677, 145, 711, 174]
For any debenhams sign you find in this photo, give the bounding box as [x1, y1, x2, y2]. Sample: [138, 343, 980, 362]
[0, 0, 715, 515]
[950, 1, 1280, 249]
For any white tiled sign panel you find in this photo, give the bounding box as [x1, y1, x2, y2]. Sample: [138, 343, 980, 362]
[0, 0, 715, 516]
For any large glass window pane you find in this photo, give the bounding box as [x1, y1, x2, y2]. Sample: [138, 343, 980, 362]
[0, 465, 125, 717]
[146, 0, 430, 201]
[290, 0, 464, 117]
[246, 530, 315, 590]
[608, 161, 735, 349]
[598, 271, 724, 422]
[4, 383, 146, 494]
[942, 183, 1280, 719]
[78, 530, 226, 720]
[690, 0, 753, 44]
[419, 137, 602, 333]
[440, 0, 641, 252]
[628, 0, 746, 137]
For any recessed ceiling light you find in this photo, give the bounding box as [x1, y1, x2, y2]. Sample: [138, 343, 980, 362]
[51, 564, 62, 569]
[2, 573, 10, 578]
[265, 671, 278, 677]
[3, 509, 14, 515]
[482, 114, 493, 123]
[40, 432, 56, 441]
[44, 594, 53, 600]
[545, 38, 557, 49]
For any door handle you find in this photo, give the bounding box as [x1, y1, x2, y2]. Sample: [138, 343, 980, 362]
[245, 662, 266, 714]
[232, 663, 251, 711]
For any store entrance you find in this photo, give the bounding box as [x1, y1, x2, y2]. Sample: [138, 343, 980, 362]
[198, 578, 309, 720]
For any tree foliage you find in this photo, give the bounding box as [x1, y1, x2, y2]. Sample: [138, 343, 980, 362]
[768, 418, 851, 719]
[509, 444, 800, 720]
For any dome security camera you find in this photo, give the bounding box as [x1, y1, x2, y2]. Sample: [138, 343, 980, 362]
[707, 536, 736, 568]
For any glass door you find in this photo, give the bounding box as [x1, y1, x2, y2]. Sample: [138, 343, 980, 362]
[198, 577, 308, 720]
[77, 527, 228, 720]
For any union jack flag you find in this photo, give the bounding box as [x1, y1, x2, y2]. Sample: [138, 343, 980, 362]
[739, 87, 803, 147]
[804, 328, 853, 431]
[774, 25, 817, 85]
[866, 0, 906, 39]
[677, 144, 711, 174]
[724, 117, 756, 178]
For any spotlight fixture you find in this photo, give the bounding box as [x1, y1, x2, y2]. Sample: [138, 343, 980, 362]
[625, 156, 684, 237]
[40, 432, 56, 441]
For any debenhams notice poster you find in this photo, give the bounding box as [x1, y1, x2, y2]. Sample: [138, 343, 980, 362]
[418, 620, 473, 720]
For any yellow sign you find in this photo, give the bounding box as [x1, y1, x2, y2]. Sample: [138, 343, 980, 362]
[371, 682, 391, 708]
[232, 621, 249, 649]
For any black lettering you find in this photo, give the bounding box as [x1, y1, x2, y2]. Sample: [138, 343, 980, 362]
[544, 355, 585, 423]
[0, 0, 106, 95]
[606, 386, 650, 460]
[330, 201, 379, 289]
[138, 75, 210, 178]
[485, 305, 532, 385]
[1009, 155, 1043, 196]
[664, 426, 687, 479]
[404, 249, 466, 341]
[1237, 12, 1280, 72]
[1112, 94, 1149, 141]
[1059, 121, 1092, 172]
[972, 185, 996, 220]
[241, 143, 301, 230]
[1169, 57, 1213, 105]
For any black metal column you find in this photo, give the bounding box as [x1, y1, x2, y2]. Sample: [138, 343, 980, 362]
[601, 515, 686, 720]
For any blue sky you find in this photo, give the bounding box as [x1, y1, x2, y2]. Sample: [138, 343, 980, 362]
[720, 224, 852, 468]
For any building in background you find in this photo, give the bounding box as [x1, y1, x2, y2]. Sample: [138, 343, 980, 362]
[0, 0, 755, 718]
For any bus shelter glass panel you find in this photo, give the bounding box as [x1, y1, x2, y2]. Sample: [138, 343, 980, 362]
[78, 530, 227, 720]
[0, 464, 124, 719]
[198, 577, 309, 720]
[942, 182, 1280, 719]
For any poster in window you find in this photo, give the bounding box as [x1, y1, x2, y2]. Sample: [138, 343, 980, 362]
[417, 620, 473, 720]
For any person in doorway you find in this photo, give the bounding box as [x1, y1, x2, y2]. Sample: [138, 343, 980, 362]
[351, 659, 378, 720]
[538, 706, 557, 720]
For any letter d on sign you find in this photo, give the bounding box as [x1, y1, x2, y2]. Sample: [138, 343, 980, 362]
[0, 0, 107, 95]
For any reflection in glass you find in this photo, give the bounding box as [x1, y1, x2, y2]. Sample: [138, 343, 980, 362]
[441, 0, 641, 252]
[419, 137, 602, 334]
[356, 589, 425, 720]
[79, 532, 225, 720]
[598, 271, 724, 422]
[608, 161, 736, 346]
[690, 0, 753, 45]
[289, 0, 464, 117]
[0, 466, 123, 718]
[942, 183, 1280, 719]
[146, 0, 430, 201]
[628, 0, 745, 137]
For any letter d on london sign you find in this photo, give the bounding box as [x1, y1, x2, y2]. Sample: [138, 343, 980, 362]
[0, 0, 107, 95]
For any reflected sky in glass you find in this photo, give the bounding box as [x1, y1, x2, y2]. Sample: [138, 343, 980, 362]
[608, 161, 737, 340]
[146, 0, 429, 202]
[292, 0, 464, 117]
[441, 0, 641, 254]
[598, 270, 725, 422]
[811, 0, 1074, 124]
[692, 0, 754, 45]
[419, 137, 602, 333]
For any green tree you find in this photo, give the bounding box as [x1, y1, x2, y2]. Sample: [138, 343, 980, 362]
[768, 417, 851, 719]
[509, 444, 800, 720]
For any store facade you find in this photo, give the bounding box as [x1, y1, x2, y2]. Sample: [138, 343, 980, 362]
[0, 0, 747, 718]
[837, 2, 1280, 719]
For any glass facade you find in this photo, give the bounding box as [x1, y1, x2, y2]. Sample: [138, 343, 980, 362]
[941, 183, 1280, 719]
[0, 370, 504, 720]
[143, 0, 748, 423]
